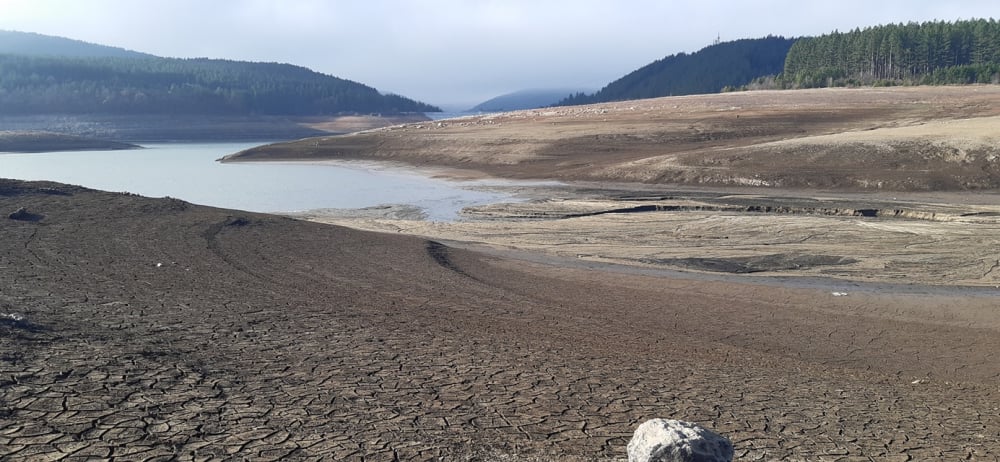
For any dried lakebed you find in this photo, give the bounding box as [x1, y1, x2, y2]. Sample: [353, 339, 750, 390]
[6, 87, 1000, 460]
[2, 179, 998, 460]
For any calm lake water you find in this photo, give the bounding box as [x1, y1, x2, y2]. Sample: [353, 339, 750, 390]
[0, 142, 516, 220]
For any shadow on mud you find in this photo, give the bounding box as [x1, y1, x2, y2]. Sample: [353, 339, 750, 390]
[643, 253, 858, 274]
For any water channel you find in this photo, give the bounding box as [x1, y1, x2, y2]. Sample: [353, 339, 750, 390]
[0, 142, 520, 221]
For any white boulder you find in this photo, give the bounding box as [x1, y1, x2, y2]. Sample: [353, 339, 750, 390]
[627, 418, 733, 462]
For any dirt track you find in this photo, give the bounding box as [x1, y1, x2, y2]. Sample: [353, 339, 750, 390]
[2, 179, 999, 461]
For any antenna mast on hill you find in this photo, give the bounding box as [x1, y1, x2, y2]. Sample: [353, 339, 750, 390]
[714, 33, 721, 45]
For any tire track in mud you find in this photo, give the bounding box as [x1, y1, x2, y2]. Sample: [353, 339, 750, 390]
[426, 241, 482, 283]
[201, 216, 298, 290]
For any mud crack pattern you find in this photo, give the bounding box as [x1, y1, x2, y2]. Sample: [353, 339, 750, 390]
[1, 180, 998, 461]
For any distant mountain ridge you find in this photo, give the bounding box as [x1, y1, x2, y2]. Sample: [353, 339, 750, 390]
[0, 30, 440, 116]
[469, 88, 592, 112]
[558, 36, 796, 106]
[0, 30, 154, 59]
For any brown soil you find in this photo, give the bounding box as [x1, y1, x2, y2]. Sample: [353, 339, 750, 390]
[223, 86, 1000, 192]
[2, 179, 998, 461]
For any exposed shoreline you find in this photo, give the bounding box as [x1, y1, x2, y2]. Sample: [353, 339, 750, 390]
[220, 87, 1000, 290]
[295, 181, 1000, 289]
[222, 86, 1000, 192]
[2, 178, 997, 460]
[0, 130, 141, 153]
[0, 113, 432, 143]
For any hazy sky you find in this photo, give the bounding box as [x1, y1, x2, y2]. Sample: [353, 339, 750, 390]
[0, 0, 996, 109]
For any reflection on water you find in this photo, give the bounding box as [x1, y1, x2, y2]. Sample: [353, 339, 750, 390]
[0, 142, 513, 221]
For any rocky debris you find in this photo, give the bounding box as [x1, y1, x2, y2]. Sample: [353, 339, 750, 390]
[627, 419, 733, 462]
[225, 216, 252, 227]
[7, 207, 41, 221]
[8, 207, 28, 219]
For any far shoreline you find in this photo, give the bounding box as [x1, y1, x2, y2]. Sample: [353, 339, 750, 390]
[0, 130, 141, 153]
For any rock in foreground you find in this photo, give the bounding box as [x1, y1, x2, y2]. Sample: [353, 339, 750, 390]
[627, 419, 733, 462]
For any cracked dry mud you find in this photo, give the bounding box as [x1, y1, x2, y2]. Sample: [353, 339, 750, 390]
[2, 179, 999, 461]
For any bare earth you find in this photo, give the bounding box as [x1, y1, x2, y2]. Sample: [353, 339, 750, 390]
[222, 87, 1000, 191]
[3, 87, 1000, 461]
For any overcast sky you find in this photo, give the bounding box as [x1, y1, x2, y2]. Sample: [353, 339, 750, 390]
[0, 0, 996, 109]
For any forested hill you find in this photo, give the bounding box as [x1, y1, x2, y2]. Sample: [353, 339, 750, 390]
[783, 19, 1000, 87]
[0, 31, 439, 116]
[557, 36, 795, 106]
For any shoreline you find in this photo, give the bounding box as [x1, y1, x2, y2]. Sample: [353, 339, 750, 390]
[0, 130, 142, 153]
[0, 113, 434, 144]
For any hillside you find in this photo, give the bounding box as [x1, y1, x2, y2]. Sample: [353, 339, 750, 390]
[0, 31, 440, 117]
[469, 88, 591, 112]
[558, 36, 795, 105]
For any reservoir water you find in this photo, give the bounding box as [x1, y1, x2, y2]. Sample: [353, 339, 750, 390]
[0, 142, 516, 220]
